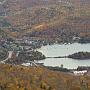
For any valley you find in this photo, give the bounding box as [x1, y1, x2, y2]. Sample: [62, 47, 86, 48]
[0, 0, 90, 90]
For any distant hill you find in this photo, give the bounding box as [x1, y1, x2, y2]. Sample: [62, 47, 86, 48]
[0, 0, 90, 41]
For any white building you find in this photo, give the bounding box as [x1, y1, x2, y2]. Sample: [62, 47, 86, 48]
[73, 70, 87, 76]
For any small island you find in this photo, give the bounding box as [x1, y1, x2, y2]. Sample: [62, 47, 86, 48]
[68, 52, 90, 60]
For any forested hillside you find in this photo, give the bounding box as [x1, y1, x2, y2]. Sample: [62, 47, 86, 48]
[0, 0, 90, 41]
[0, 64, 90, 90]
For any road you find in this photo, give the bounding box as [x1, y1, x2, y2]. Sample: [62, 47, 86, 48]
[1, 51, 13, 63]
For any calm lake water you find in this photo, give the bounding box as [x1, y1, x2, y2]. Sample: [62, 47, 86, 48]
[37, 43, 90, 69]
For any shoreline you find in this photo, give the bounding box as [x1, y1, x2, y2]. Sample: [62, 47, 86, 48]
[44, 52, 90, 60]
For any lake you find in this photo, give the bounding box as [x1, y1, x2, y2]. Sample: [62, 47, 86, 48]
[37, 43, 90, 69]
